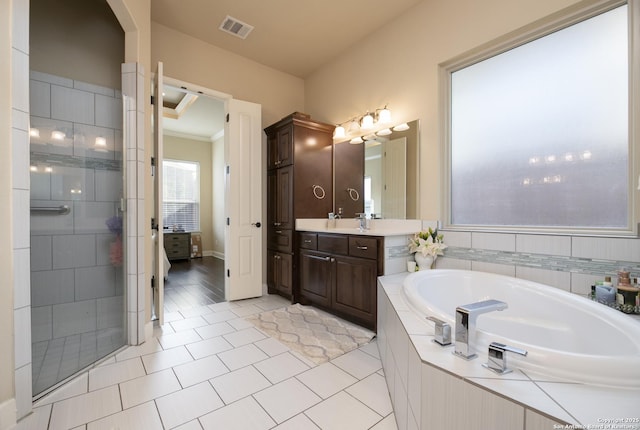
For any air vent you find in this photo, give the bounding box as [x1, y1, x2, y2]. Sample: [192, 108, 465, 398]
[219, 15, 254, 40]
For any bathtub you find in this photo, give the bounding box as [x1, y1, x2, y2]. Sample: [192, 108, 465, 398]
[402, 269, 640, 388]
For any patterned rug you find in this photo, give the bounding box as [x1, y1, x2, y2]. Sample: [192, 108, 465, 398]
[245, 304, 375, 364]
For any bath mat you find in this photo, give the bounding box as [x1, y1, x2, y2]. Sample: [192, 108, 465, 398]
[245, 303, 375, 364]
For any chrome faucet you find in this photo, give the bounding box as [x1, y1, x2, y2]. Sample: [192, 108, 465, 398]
[453, 299, 508, 360]
[483, 342, 528, 374]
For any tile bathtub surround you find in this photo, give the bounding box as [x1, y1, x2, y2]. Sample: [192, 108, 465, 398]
[18, 295, 397, 430]
[377, 273, 640, 430]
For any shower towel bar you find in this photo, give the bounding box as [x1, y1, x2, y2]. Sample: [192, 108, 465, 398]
[30, 205, 71, 215]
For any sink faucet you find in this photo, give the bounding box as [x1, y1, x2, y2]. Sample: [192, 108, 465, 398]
[453, 299, 508, 360]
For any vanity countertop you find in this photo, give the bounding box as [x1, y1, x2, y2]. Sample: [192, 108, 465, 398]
[295, 218, 425, 237]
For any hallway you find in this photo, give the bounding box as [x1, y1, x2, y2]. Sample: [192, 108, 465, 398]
[17, 293, 396, 429]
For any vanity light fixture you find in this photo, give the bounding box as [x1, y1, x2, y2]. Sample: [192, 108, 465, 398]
[334, 105, 393, 139]
[361, 112, 375, 130]
[393, 122, 410, 132]
[376, 128, 392, 136]
[334, 125, 346, 139]
[350, 136, 364, 144]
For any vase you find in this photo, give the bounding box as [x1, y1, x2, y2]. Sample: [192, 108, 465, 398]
[414, 254, 435, 270]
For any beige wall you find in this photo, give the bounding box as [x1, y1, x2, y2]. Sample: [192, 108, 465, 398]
[151, 22, 305, 128]
[1, 0, 14, 409]
[304, 0, 583, 219]
[212, 136, 225, 258]
[164, 135, 214, 253]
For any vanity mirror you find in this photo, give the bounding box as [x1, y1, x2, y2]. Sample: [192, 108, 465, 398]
[333, 119, 419, 219]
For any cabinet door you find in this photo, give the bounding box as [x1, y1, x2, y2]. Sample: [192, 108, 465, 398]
[276, 124, 293, 167]
[267, 250, 293, 298]
[276, 165, 293, 229]
[267, 133, 279, 170]
[299, 250, 332, 308]
[333, 255, 377, 328]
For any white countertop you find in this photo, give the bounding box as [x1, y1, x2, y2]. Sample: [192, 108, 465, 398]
[295, 218, 426, 237]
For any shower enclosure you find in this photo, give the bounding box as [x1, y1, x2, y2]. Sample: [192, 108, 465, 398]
[29, 71, 127, 396]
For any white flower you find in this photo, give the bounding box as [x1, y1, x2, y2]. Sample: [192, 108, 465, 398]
[408, 228, 447, 258]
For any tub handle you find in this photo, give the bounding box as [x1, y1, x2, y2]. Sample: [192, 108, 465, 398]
[482, 342, 528, 375]
[426, 316, 451, 346]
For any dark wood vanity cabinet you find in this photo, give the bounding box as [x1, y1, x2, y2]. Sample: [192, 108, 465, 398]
[298, 232, 381, 330]
[265, 113, 335, 300]
[267, 250, 293, 298]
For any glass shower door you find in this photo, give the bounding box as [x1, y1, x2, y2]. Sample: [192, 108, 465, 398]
[29, 71, 126, 396]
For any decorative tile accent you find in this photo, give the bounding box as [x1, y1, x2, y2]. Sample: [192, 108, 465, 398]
[443, 246, 640, 279]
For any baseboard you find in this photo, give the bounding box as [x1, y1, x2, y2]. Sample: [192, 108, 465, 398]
[0, 398, 17, 430]
[208, 250, 225, 260]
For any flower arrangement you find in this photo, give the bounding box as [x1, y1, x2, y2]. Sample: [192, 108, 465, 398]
[408, 227, 447, 257]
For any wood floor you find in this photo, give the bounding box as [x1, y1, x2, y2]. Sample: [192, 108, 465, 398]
[163, 256, 225, 312]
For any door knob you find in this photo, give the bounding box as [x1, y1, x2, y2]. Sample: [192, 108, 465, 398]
[252, 222, 262, 228]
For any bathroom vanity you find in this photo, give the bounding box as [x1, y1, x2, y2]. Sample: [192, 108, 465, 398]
[294, 218, 424, 331]
[297, 231, 383, 330]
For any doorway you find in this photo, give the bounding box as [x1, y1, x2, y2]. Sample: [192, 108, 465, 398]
[160, 83, 227, 314]
[29, 0, 127, 396]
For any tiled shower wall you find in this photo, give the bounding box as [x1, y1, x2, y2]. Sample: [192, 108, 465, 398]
[29, 71, 126, 394]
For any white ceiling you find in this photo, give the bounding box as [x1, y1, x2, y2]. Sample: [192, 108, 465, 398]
[153, 0, 424, 140]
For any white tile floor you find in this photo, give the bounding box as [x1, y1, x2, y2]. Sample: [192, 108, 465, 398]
[17, 295, 398, 430]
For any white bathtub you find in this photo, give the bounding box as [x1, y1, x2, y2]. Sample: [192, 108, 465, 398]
[402, 269, 640, 388]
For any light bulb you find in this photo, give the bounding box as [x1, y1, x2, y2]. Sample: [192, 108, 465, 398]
[334, 125, 345, 139]
[378, 107, 391, 124]
[361, 113, 374, 130]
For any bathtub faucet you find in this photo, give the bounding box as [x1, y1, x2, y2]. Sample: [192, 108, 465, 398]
[453, 299, 508, 360]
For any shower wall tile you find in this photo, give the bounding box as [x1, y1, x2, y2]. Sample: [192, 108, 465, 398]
[74, 80, 114, 97]
[52, 234, 96, 269]
[52, 300, 97, 338]
[30, 200, 74, 235]
[73, 202, 115, 233]
[96, 93, 122, 129]
[30, 80, 50, 118]
[11, 49, 29, 112]
[11, 0, 28, 54]
[14, 248, 31, 308]
[13, 189, 30, 249]
[95, 170, 123, 202]
[75, 266, 116, 301]
[29, 117, 74, 157]
[30, 236, 52, 271]
[97, 234, 117, 266]
[73, 123, 116, 160]
[471, 232, 516, 252]
[97, 296, 125, 330]
[31, 71, 73, 88]
[516, 234, 571, 256]
[31, 170, 51, 200]
[51, 85, 95, 125]
[15, 307, 31, 369]
[51, 166, 95, 201]
[31, 306, 53, 343]
[515, 266, 571, 292]
[13, 128, 30, 190]
[31, 269, 75, 307]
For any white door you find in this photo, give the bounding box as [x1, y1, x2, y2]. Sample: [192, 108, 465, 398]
[225, 99, 263, 301]
[153, 62, 165, 325]
[382, 137, 407, 219]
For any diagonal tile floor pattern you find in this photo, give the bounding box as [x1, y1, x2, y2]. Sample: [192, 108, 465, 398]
[18, 295, 398, 430]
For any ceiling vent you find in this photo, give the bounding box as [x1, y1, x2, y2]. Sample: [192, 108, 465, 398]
[219, 15, 254, 40]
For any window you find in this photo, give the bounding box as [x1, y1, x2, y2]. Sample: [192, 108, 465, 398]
[163, 159, 200, 232]
[443, 1, 637, 235]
